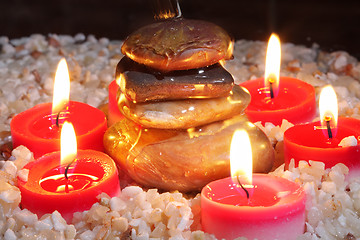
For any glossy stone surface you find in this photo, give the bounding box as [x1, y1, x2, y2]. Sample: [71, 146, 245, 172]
[118, 85, 250, 129]
[121, 18, 233, 71]
[116, 57, 234, 102]
[104, 114, 274, 192]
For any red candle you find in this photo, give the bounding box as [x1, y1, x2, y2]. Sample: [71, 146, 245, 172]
[10, 58, 107, 158]
[284, 117, 360, 177]
[241, 77, 316, 125]
[201, 175, 306, 240]
[284, 85, 360, 179]
[11, 101, 107, 158]
[240, 34, 316, 125]
[18, 122, 120, 222]
[18, 150, 120, 222]
[201, 130, 306, 240]
[108, 80, 124, 126]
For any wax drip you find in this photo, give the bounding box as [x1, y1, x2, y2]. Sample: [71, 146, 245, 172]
[269, 78, 275, 99]
[237, 175, 250, 199]
[325, 116, 333, 139]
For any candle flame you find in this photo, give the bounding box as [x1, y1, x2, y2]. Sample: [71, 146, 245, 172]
[60, 121, 77, 166]
[52, 58, 70, 115]
[230, 130, 253, 185]
[319, 85, 338, 137]
[264, 33, 281, 98]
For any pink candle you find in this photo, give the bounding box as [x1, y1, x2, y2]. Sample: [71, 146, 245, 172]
[201, 129, 306, 240]
[201, 175, 306, 240]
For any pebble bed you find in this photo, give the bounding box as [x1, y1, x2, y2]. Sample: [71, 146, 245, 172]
[0, 34, 360, 239]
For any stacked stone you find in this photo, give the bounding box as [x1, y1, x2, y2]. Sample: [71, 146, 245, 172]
[104, 18, 274, 192]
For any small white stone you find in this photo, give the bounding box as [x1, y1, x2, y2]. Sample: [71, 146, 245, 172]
[51, 210, 67, 232]
[2, 161, 17, 178]
[4, 229, 17, 240]
[334, 55, 347, 70]
[321, 181, 337, 195]
[79, 230, 96, 240]
[15, 208, 38, 226]
[0, 187, 21, 204]
[110, 197, 126, 211]
[17, 168, 29, 182]
[338, 136, 358, 147]
[35, 216, 53, 231]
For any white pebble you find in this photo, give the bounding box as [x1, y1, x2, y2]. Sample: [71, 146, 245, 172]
[338, 136, 358, 147]
[110, 197, 126, 211]
[2, 161, 17, 178]
[51, 210, 67, 232]
[321, 181, 337, 195]
[15, 208, 38, 226]
[334, 55, 347, 70]
[0, 187, 21, 204]
[17, 168, 29, 182]
[79, 230, 96, 240]
[35, 216, 53, 231]
[4, 229, 16, 240]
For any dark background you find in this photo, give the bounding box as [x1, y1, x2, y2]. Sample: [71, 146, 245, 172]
[1, 0, 359, 59]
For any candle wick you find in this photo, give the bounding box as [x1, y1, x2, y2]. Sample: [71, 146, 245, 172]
[64, 159, 75, 180]
[269, 78, 275, 99]
[236, 175, 250, 199]
[56, 112, 61, 128]
[325, 116, 333, 139]
[55, 105, 68, 128]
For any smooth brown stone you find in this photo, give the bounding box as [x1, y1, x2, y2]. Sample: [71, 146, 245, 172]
[118, 85, 250, 129]
[103, 114, 274, 192]
[116, 57, 234, 102]
[121, 18, 233, 71]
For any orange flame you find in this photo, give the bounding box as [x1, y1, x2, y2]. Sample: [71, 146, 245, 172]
[264, 34, 281, 98]
[230, 130, 253, 185]
[60, 121, 77, 166]
[319, 85, 338, 138]
[52, 58, 70, 115]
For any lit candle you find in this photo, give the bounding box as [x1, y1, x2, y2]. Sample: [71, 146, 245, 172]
[18, 121, 120, 223]
[240, 34, 316, 125]
[201, 130, 306, 240]
[11, 58, 107, 158]
[284, 85, 360, 179]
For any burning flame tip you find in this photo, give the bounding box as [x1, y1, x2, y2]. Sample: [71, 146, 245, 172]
[230, 130, 253, 185]
[52, 59, 70, 114]
[264, 33, 281, 98]
[319, 85, 338, 131]
[61, 121, 77, 166]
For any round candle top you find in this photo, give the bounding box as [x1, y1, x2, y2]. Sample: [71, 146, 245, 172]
[241, 77, 316, 125]
[11, 101, 107, 158]
[202, 175, 305, 219]
[18, 150, 120, 221]
[201, 175, 306, 240]
[284, 117, 360, 170]
[241, 34, 316, 126]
